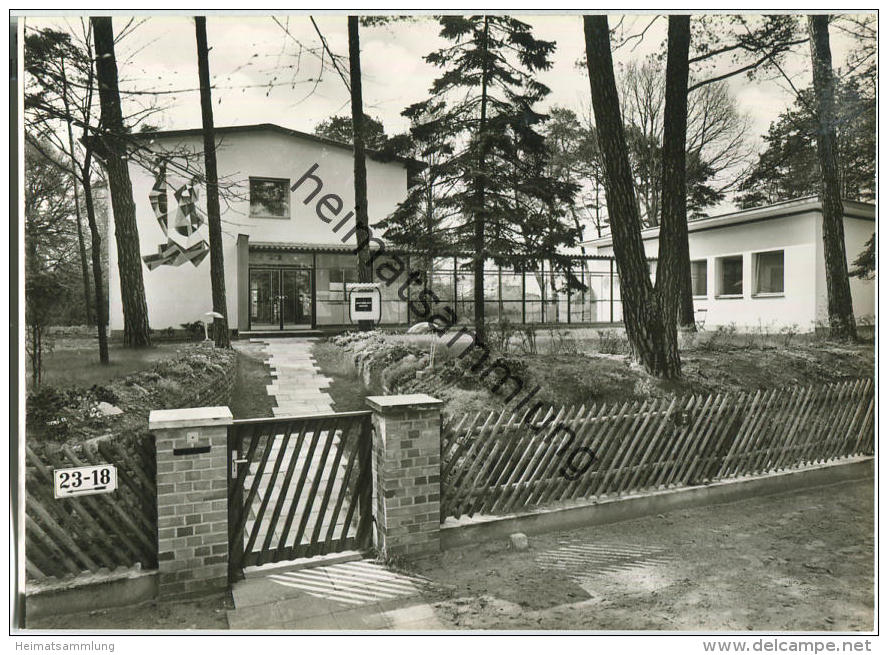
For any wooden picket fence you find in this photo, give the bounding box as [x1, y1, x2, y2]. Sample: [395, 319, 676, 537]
[440, 378, 874, 520]
[25, 434, 157, 582]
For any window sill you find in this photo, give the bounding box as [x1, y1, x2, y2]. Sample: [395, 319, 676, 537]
[692, 295, 708, 300]
[250, 214, 291, 220]
[752, 292, 785, 298]
[715, 294, 743, 300]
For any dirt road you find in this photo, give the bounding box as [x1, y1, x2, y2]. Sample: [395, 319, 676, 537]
[414, 477, 874, 631]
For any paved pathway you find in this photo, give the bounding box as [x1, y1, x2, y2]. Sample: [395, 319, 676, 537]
[228, 558, 445, 630]
[238, 338, 353, 560]
[251, 338, 334, 416]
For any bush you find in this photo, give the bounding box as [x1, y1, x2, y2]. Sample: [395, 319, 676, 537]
[699, 323, 738, 352]
[487, 317, 517, 353]
[546, 327, 579, 356]
[597, 329, 628, 355]
[26, 386, 73, 439]
[779, 324, 799, 348]
[89, 384, 118, 405]
[517, 324, 538, 355]
[180, 321, 204, 341]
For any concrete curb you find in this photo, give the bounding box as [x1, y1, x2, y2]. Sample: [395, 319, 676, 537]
[26, 570, 158, 620]
[441, 457, 873, 549]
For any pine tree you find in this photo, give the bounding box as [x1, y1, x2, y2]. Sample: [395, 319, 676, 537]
[394, 16, 578, 339]
[92, 16, 151, 347]
[195, 17, 230, 347]
[583, 15, 686, 378]
[25, 27, 111, 363]
[808, 15, 856, 341]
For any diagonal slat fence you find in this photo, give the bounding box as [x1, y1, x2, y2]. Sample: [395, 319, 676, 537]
[25, 435, 157, 581]
[441, 378, 874, 520]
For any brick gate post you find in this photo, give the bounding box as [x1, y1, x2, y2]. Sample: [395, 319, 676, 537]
[149, 406, 233, 599]
[366, 394, 443, 559]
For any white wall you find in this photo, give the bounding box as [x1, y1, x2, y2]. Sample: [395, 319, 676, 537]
[596, 212, 820, 330]
[107, 129, 409, 331]
[815, 216, 876, 324]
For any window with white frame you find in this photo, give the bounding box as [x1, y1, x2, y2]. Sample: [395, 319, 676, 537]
[329, 268, 358, 296]
[754, 250, 784, 295]
[690, 260, 707, 297]
[249, 177, 290, 218]
[717, 255, 743, 296]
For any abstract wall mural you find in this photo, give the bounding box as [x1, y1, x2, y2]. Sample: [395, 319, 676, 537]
[142, 162, 211, 270]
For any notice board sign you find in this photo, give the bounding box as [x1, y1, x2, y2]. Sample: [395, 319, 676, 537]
[54, 464, 118, 499]
[348, 283, 382, 323]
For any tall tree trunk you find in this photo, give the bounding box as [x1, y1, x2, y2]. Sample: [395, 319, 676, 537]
[92, 16, 151, 347]
[60, 54, 93, 325]
[82, 170, 109, 364]
[72, 182, 92, 323]
[473, 16, 491, 341]
[660, 16, 696, 333]
[677, 245, 696, 329]
[808, 15, 857, 341]
[348, 16, 373, 332]
[195, 16, 230, 348]
[583, 15, 680, 378]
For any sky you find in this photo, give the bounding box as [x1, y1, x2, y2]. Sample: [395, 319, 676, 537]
[24, 12, 873, 214]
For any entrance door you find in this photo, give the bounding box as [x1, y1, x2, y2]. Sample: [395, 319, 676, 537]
[249, 267, 313, 330]
[281, 268, 312, 329]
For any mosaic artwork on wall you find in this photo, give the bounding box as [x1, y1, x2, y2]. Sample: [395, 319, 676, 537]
[142, 163, 211, 270]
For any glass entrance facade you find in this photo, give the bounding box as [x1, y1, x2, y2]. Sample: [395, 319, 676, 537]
[244, 245, 628, 331]
[249, 267, 313, 330]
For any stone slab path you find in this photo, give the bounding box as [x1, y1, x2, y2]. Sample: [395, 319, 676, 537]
[228, 559, 444, 630]
[250, 338, 334, 416]
[238, 338, 354, 560]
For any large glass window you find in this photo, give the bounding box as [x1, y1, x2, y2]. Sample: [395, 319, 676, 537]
[754, 250, 784, 295]
[328, 267, 358, 296]
[717, 255, 743, 296]
[249, 177, 290, 218]
[691, 260, 707, 297]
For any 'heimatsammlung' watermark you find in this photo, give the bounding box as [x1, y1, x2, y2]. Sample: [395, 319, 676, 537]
[16, 642, 114, 653]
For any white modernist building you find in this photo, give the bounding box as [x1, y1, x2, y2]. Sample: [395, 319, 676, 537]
[106, 123, 419, 334]
[105, 123, 618, 334]
[583, 196, 875, 331]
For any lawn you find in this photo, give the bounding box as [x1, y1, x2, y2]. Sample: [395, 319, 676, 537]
[30, 341, 187, 389]
[230, 341, 276, 418]
[311, 339, 374, 412]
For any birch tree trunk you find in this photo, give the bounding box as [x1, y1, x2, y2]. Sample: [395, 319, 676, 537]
[808, 15, 857, 340]
[195, 16, 231, 347]
[92, 16, 151, 347]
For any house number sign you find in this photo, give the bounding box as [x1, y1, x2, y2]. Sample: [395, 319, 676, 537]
[54, 464, 118, 499]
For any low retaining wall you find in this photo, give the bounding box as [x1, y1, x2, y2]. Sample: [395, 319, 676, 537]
[25, 568, 157, 621]
[187, 351, 238, 409]
[441, 457, 873, 549]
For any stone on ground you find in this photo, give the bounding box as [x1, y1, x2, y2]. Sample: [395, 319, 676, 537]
[509, 533, 529, 551]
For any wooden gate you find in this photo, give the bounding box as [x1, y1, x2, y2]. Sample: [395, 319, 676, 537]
[227, 411, 373, 577]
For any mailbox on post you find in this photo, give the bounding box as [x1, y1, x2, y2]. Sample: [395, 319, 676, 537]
[348, 283, 382, 324]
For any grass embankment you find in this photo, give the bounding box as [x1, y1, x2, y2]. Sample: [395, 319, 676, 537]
[318, 328, 874, 418]
[26, 342, 237, 446]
